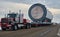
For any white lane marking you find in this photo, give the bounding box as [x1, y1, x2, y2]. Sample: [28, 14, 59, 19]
[40, 28, 53, 37]
[57, 28, 60, 36]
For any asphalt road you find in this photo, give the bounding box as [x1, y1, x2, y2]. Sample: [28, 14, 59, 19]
[0, 25, 60, 37]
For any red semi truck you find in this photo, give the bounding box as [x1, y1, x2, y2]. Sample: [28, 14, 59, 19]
[1, 13, 31, 30]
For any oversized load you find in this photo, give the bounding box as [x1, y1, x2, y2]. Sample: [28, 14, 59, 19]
[28, 3, 53, 25]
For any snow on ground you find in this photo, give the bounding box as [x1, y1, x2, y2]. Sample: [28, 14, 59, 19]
[0, 26, 2, 30]
[57, 28, 60, 36]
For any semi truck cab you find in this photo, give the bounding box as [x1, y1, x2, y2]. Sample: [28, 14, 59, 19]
[1, 13, 31, 30]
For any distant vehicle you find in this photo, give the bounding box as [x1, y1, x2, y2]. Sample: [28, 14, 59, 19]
[28, 3, 53, 26]
[1, 12, 31, 30]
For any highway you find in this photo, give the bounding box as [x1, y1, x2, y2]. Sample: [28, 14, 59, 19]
[0, 25, 60, 37]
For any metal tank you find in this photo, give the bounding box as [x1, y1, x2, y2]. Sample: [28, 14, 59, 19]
[28, 3, 53, 24]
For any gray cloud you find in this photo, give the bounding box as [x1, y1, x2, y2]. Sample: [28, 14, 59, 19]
[0, 0, 60, 9]
[0, 0, 45, 5]
[45, 0, 60, 9]
[54, 14, 60, 19]
[52, 14, 60, 23]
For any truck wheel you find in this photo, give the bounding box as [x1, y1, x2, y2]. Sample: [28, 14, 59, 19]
[26, 23, 31, 29]
[14, 25, 18, 30]
[26, 25, 31, 29]
[29, 25, 31, 28]
[26, 25, 29, 29]
[2, 27, 6, 30]
[11, 25, 16, 31]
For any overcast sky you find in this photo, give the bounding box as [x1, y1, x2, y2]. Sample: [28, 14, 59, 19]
[0, 0, 60, 23]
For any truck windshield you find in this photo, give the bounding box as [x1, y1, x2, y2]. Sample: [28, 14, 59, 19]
[7, 13, 17, 18]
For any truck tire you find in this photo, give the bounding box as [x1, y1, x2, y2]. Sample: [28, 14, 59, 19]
[14, 25, 18, 30]
[26, 25, 30, 29]
[2, 27, 6, 30]
[29, 24, 31, 28]
[26, 23, 31, 29]
[11, 25, 17, 31]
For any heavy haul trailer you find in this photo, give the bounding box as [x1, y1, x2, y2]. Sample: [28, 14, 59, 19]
[28, 3, 53, 26]
[1, 13, 31, 30]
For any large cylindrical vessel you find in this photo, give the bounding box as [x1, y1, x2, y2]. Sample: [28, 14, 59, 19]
[28, 3, 53, 24]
